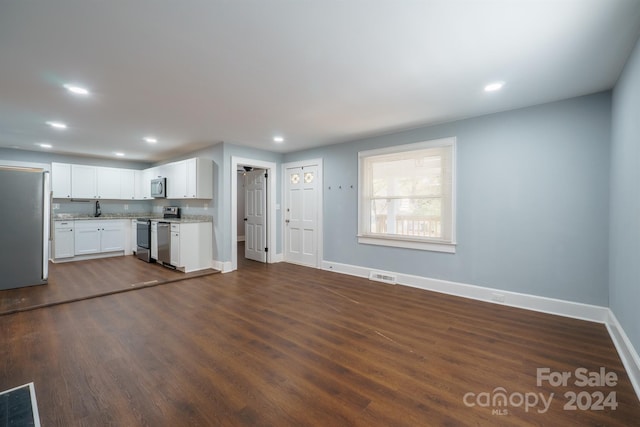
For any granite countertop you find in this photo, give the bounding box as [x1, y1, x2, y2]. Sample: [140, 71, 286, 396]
[53, 213, 212, 223]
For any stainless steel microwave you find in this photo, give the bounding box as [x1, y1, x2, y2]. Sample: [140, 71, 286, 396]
[150, 177, 166, 198]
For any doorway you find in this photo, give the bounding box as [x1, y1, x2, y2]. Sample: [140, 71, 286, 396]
[239, 167, 267, 263]
[230, 157, 277, 272]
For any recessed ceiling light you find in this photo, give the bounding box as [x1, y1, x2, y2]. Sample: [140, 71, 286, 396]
[144, 136, 157, 144]
[273, 136, 284, 143]
[114, 152, 125, 157]
[46, 121, 67, 129]
[63, 84, 90, 96]
[484, 82, 505, 92]
[38, 143, 52, 149]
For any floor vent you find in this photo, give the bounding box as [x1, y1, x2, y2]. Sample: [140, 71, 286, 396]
[0, 382, 41, 427]
[369, 271, 397, 285]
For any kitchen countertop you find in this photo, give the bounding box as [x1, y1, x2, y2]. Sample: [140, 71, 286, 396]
[53, 213, 213, 224]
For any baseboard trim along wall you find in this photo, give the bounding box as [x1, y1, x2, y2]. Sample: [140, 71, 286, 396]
[605, 311, 640, 401]
[212, 260, 233, 273]
[321, 260, 640, 401]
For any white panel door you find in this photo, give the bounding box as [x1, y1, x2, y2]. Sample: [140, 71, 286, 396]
[285, 165, 318, 266]
[244, 169, 267, 263]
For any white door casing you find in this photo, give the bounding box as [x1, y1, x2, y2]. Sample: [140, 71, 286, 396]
[244, 169, 267, 263]
[284, 162, 321, 267]
[230, 156, 278, 272]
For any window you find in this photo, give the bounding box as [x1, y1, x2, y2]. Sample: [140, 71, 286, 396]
[358, 137, 456, 253]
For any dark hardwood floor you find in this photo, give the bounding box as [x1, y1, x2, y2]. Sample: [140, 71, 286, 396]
[1, 246, 639, 426]
[0, 255, 218, 315]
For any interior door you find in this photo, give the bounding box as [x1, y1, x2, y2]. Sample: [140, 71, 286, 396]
[244, 169, 267, 263]
[284, 165, 318, 266]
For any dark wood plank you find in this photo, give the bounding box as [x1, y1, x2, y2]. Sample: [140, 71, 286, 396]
[0, 255, 218, 315]
[1, 248, 638, 426]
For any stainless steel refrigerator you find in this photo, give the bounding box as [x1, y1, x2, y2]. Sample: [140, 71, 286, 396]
[0, 166, 50, 290]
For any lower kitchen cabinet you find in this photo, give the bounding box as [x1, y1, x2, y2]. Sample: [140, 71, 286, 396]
[74, 220, 125, 256]
[74, 222, 101, 255]
[170, 224, 180, 266]
[54, 221, 75, 259]
[151, 221, 158, 260]
[166, 222, 211, 273]
[101, 221, 125, 252]
[54, 218, 211, 272]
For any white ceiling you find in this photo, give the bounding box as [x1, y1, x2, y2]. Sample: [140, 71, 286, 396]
[1, 0, 639, 162]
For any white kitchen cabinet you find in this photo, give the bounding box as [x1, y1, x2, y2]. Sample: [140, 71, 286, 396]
[134, 170, 148, 200]
[170, 224, 180, 266]
[164, 158, 213, 199]
[96, 167, 121, 199]
[167, 161, 187, 199]
[129, 219, 137, 254]
[101, 221, 125, 252]
[74, 220, 125, 255]
[71, 165, 97, 198]
[51, 163, 72, 199]
[54, 221, 75, 259]
[186, 158, 199, 198]
[74, 221, 101, 255]
[168, 222, 212, 272]
[185, 158, 213, 198]
[151, 221, 158, 259]
[120, 169, 136, 200]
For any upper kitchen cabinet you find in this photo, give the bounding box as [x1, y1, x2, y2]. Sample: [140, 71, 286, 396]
[120, 169, 136, 200]
[51, 158, 212, 200]
[71, 165, 97, 198]
[96, 167, 121, 199]
[134, 170, 152, 200]
[53, 163, 138, 200]
[51, 163, 72, 198]
[166, 158, 213, 199]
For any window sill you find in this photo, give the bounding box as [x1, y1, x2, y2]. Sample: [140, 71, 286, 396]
[357, 235, 456, 253]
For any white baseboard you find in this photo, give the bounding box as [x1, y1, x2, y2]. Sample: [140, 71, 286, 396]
[271, 252, 284, 263]
[605, 311, 640, 401]
[52, 251, 126, 263]
[212, 260, 233, 273]
[321, 260, 640, 401]
[322, 261, 608, 323]
[237, 236, 245, 242]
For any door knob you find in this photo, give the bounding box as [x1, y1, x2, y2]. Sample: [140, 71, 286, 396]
[285, 219, 290, 224]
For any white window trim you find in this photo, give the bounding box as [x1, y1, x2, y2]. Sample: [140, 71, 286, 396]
[357, 137, 457, 254]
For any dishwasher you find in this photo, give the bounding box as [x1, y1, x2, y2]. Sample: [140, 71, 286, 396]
[157, 221, 172, 267]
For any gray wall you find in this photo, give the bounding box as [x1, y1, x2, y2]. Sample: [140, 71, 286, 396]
[610, 37, 640, 354]
[285, 92, 612, 306]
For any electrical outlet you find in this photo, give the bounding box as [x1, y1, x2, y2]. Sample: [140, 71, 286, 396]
[204, 203, 208, 210]
[53, 203, 60, 210]
[123, 204, 129, 210]
[491, 293, 506, 303]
